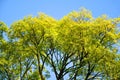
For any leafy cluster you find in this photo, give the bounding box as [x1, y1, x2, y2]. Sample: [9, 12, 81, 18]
[0, 8, 120, 80]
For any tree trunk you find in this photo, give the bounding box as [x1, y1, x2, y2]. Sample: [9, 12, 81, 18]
[36, 53, 45, 80]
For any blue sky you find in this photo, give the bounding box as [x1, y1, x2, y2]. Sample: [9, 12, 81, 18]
[0, 0, 120, 27]
[0, 0, 120, 80]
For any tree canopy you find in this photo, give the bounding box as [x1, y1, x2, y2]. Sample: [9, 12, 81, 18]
[0, 8, 120, 80]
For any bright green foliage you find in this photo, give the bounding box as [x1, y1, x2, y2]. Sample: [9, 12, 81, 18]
[0, 21, 8, 65]
[62, 9, 119, 78]
[8, 13, 57, 80]
[0, 8, 120, 80]
[53, 8, 120, 80]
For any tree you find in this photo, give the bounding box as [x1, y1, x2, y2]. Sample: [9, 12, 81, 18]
[47, 8, 120, 80]
[8, 13, 57, 80]
[0, 21, 35, 80]
[0, 8, 120, 80]
[0, 21, 8, 79]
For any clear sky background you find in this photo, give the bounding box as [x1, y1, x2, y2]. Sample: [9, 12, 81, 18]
[0, 0, 120, 80]
[0, 0, 120, 27]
